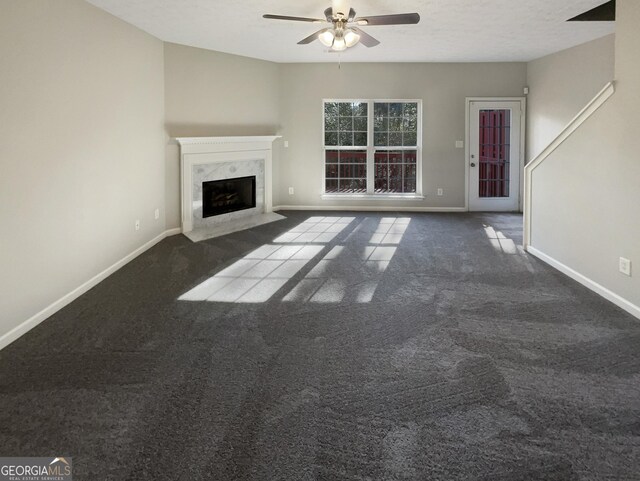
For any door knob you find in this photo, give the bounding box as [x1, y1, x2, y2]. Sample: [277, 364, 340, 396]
[470, 163, 476, 167]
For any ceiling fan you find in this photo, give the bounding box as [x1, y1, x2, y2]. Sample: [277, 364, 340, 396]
[263, 3, 420, 52]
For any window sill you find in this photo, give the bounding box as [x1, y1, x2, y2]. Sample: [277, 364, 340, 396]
[321, 194, 425, 201]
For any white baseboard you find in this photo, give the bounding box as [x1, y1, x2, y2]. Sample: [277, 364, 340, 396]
[527, 246, 640, 320]
[0, 228, 182, 351]
[273, 205, 467, 213]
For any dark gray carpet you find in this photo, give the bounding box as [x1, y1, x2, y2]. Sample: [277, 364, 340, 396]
[1, 212, 639, 480]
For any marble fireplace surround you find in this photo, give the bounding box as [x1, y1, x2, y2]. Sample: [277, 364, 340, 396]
[176, 136, 281, 238]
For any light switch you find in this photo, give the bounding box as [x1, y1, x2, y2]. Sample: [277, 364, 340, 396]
[455, 141, 464, 149]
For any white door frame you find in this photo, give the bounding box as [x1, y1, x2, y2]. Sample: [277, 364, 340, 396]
[465, 97, 526, 212]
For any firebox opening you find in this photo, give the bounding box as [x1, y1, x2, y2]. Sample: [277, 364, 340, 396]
[202, 176, 256, 218]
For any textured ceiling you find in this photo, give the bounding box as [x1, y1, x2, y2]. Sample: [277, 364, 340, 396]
[86, 0, 615, 63]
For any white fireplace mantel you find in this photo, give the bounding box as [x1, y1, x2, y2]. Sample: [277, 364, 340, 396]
[176, 136, 280, 234]
[176, 136, 281, 151]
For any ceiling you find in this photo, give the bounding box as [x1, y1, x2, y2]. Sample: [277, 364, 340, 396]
[85, 0, 615, 63]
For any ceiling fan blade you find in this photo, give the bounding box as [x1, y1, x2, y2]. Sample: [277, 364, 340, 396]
[354, 13, 420, 26]
[263, 14, 325, 23]
[348, 8, 356, 22]
[324, 7, 334, 22]
[298, 28, 330, 45]
[351, 27, 380, 47]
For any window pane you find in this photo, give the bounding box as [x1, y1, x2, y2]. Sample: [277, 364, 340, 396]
[354, 132, 367, 146]
[325, 116, 338, 131]
[326, 150, 339, 163]
[403, 103, 418, 118]
[389, 103, 403, 117]
[479, 109, 510, 198]
[325, 102, 339, 117]
[389, 117, 402, 131]
[339, 164, 354, 177]
[339, 117, 353, 131]
[389, 164, 402, 191]
[340, 179, 366, 193]
[326, 102, 369, 149]
[374, 132, 388, 146]
[326, 179, 339, 193]
[325, 149, 367, 194]
[325, 132, 338, 146]
[354, 117, 367, 131]
[353, 102, 368, 117]
[374, 116, 388, 132]
[374, 102, 388, 117]
[389, 151, 403, 163]
[404, 150, 417, 163]
[374, 100, 420, 148]
[374, 149, 417, 194]
[374, 164, 388, 191]
[338, 103, 352, 116]
[389, 133, 403, 146]
[326, 164, 338, 178]
[404, 165, 417, 193]
[339, 131, 353, 146]
[340, 151, 366, 163]
[403, 132, 417, 146]
[403, 117, 417, 132]
[375, 151, 388, 164]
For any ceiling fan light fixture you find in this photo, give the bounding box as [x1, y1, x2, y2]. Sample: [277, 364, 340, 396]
[318, 29, 335, 47]
[344, 29, 360, 47]
[332, 34, 347, 51]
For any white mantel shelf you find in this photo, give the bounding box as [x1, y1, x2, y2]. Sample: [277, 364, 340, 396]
[176, 136, 281, 153]
[177, 136, 280, 235]
[176, 136, 281, 144]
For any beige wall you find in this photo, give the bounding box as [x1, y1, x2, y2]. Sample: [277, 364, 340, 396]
[163, 43, 281, 228]
[164, 50, 527, 214]
[530, 0, 640, 310]
[526, 35, 615, 162]
[278, 62, 526, 208]
[0, 1, 165, 338]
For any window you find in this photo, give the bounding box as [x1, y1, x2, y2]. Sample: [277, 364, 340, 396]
[323, 100, 421, 196]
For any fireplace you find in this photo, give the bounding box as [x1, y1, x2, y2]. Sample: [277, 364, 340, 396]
[202, 176, 256, 218]
[176, 136, 280, 238]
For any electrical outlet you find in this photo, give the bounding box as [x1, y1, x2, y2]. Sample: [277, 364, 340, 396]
[619, 257, 632, 276]
[284, 140, 289, 148]
[288, 187, 295, 195]
[437, 188, 443, 196]
[135, 220, 140, 231]
[154, 208, 160, 220]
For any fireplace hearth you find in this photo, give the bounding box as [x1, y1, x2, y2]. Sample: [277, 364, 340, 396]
[202, 176, 256, 218]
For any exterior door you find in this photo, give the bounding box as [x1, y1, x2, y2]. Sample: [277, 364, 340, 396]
[468, 100, 523, 211]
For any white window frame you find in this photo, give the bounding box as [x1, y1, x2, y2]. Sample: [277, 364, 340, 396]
[321, 99, 423, 200]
